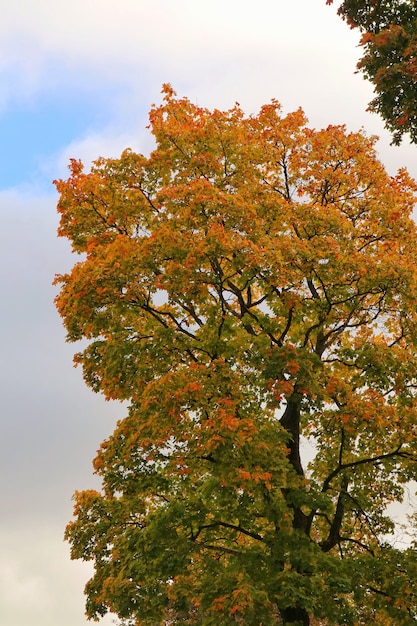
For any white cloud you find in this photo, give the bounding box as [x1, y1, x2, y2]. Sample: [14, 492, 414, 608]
[48, 125, 152, 181]
[0, 1, 361, 113]
[0, 0, 347, 64]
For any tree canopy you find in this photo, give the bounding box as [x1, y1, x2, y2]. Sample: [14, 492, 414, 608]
[328, 0, 417, 145]
[55, 86, 417, 625]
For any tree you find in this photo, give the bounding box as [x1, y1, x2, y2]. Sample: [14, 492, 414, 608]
[55, 85, 417, 625]
[327, 0, 417, 145]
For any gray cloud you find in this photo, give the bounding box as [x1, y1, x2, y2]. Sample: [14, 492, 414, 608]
[0, 524, 115, 626]
[0, 191, 122, 625]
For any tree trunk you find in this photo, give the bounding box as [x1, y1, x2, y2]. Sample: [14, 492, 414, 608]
[280, 606, 310, 625]
[279, 394, 304, 477]
[279, 393, 310, 626]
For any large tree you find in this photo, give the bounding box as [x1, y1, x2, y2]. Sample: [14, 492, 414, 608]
[56, 86, 417, 625]
[328, 0, 417, 145]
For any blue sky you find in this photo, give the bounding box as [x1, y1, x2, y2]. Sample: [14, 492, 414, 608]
[0, 67, 142, 189]
[1, 1, 417, 625]
[0, 96, 99, 188]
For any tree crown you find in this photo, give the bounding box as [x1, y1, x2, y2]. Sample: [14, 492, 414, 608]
[56, 87, 417, 625]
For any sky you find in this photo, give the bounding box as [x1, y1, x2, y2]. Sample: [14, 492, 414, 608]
[1, 1, 417, 625]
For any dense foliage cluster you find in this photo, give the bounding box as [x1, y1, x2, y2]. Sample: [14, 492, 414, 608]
[328, 0, 417, 144]
[56, 87, 417, 625]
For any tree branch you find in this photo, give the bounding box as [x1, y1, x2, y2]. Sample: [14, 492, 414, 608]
[320, 475, 348, 552]
[321, 444, 408, 493]
[196, 520, 265, 543]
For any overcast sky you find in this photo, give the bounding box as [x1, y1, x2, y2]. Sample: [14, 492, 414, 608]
[1, 2, 416, 625]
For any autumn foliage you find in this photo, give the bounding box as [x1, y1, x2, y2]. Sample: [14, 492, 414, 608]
[328, 0, 417, 144]
[56, 86, 417, 625]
